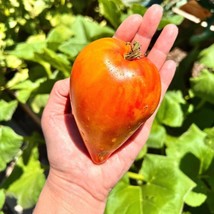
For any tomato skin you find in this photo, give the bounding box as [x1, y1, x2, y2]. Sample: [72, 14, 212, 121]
[70, 37, 161, 164]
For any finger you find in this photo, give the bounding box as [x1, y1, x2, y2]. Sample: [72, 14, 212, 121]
[43, 78, 71, 116]
[113, 14, 143, 42]
[148, 24, 178, 70]
[159, 59, 177, 99]
[132, 4, 163, 54]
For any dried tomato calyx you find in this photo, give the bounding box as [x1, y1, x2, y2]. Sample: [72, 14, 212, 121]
[124, 41, 142, 61]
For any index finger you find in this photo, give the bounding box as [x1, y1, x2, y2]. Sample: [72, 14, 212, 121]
[147, 24, 178, 70]
[114, 4, 163, 54]
[43, 78, 71, 116]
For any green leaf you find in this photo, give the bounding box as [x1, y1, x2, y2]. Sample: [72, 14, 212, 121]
[35, 48, 70, 77]
[69, 16, 89, 43]
[73, 16, 114, 41]
[6, 69, 29, 88]
[129, 3, 147, 16]
[9, 40, 47, 61]
[59, 38, 88, 59]
[204, 127, 214, 151]
[106, 154, 197, 214]
[4, 55, 22, 69]
[0, 100, 18, 121]
[59, 16, 114, 59]
[30, 94, 49, 114]
[3, 147, 45, 209]
[157, 91, 185, 127]
[105, 175, 142, 214]
[185, 191, 207, 207]
[159, 14, 184, 29]
[23, 0, 49, 17]
[190, 70, 214, 104]
[79, 17, 114, 41]
[8, 38, 52, 76]
[166, 124, 214, 173]
[49, 13, 75, 28]
[10, 80, 40, 103]
[98, 0, 124, 28]
[199, 44, 214, 68]
[0, 189, 5, 209]
[146, 120, 166, 148]
[140, 154, 195, 214]
[47, 25, 74, 51]
[0, 126, 23, 172]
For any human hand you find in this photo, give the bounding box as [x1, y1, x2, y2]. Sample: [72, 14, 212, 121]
[34, 4, 178, 214]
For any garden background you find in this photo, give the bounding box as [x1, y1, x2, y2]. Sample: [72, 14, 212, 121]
[0, 0, 214, 213]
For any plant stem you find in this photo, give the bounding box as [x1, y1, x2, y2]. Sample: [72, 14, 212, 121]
[124, 41, 142, 60]
[128, 171, 144, 181]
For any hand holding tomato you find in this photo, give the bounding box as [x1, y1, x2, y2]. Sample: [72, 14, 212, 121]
[34, 5, 178, 214]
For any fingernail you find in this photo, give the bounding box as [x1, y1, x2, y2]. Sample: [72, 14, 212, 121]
[150, 4, 163, 13]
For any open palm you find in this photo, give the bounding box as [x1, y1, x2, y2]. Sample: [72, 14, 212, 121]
[40, 4, 178, 211]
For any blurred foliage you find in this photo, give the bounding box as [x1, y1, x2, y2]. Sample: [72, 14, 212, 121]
[0, 0, 213, 213]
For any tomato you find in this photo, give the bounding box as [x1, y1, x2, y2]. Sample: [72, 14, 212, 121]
[70, 37, 161, 164]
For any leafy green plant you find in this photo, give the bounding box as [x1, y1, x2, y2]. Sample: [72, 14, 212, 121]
[0, 0, 213, 213]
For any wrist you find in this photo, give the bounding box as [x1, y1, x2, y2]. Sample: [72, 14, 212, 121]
[34, 169, 107, 214]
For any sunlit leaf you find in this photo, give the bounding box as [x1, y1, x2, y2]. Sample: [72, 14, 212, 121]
[23, 0, 50, 18]
[47, 25, 74, 51]
[0, 189, 5, 209]
[48, 13, 75, 28]
[3, 147, 45, 209]
[59, 39, 88, 59]
[140, 154, 195, 214]
[204, 127, 214, 151]
[78, 17, 114, 41]
[199, 43, 214, 68]
[190, 70, 214, 104]
[146, 120, 166, 148]
[129, 3, 147, 15]
[157, 91, 185, 127]
[166, 124, 214, 173]
[4, 55, 22, 69]
[0, 100, 18, 121]
[98, 0, 124, 28]
[34, 48, 70, 77]
[0, 126, 23, 171]
[30, 94, 49, 113]
[10, 80, 40, 103]
[9, 41, 47, 61]
[185, 191, 207, 207]
[105, 175, 142, 214]
[6, 69, 29, 88]
[59, 16, 114, 59]
[159, 14, 184, 29]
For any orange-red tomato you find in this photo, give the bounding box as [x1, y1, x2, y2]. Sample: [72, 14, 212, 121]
[70, 37, 161, 164]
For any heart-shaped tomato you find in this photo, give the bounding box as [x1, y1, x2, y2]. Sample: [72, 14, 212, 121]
[70, 38, 161, 164]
